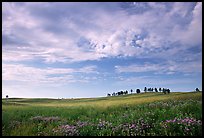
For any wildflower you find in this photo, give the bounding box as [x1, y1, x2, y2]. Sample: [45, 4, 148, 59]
[76, 121, 89, 128]
[129, 124, 136, 129]
[163, 117, 202, 127]
[53, 124, 79, 136]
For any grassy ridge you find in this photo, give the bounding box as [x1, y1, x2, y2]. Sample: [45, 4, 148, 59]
[2, 92, 202, 136]
[2, 92, 201, 108]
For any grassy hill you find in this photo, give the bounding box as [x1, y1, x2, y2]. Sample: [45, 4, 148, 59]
[2, 92, 202, 136]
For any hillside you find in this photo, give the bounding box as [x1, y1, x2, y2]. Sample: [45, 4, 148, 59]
[2, 92, 202, 136]
[2, 92, 201, 108]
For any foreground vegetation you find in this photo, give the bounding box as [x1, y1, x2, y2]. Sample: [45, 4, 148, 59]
[2, 92, 202, 136]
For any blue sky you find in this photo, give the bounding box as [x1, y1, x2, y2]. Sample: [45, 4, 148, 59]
[2, 2, 202, 98]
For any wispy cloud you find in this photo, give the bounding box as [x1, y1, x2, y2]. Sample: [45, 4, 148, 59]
[2, 63, 98, 85]
[2, 2, 202, 63]
[115, 60, 202, 75]
[114, 75, 195, 89]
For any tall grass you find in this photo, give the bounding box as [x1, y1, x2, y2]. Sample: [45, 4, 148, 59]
[2, 92, 202, 136]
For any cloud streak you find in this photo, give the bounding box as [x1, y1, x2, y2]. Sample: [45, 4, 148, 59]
[115, 60, 202, 75]
[3, 63, 98, 85]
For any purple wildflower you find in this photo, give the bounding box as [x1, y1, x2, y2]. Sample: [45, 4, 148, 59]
[53, 124, 79, 136]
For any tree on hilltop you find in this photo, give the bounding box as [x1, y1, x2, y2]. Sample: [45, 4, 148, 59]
[144, 87, 147, 93]
[196, 88, 200, 92]
[130, 89, 133, 94]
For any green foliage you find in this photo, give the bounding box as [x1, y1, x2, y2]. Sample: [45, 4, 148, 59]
[2, 92, 202, 136]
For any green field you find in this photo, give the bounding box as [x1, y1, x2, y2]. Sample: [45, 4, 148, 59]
[2, 92, 202, 136]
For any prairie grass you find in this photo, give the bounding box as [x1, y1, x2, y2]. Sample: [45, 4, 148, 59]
[2, 92, 202, 136]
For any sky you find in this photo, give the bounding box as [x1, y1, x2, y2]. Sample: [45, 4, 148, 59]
[2, 2, 202, 98]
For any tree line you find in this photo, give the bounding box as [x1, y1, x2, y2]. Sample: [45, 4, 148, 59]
[144, 87, 170, 94]
[107, 89, 141, 97]
[107, 87, 171, 97]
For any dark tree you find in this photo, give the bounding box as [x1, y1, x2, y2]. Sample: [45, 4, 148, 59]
[107, 93, 111, 96]
[163, 88, 166, 94]
[144, 87, 147, 93]
[167, 89, 170, 94]
[6, 95, 9, 102]
[136, 89, 140, 94]
[125, 90, 128, 95]
[196, 88, 200, 92]
[117, 91, 120, 96]
[159, 88, 162, 92]
[155, 88, 158, 92]
[130, 89, 133, 94]
[6, 95, 9, 100]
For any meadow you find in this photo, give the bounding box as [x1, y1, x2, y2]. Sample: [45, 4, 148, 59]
[2, 92, 202, 136]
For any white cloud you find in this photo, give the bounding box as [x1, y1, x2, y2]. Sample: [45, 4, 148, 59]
[2, 2, 202, 63]
[2, 63, 98, 85]
[115, 60, 202, 75]
[170, 2, 202, 46]
[115, 63, 158, 73]
[169, 2, 192, 17]
[114, 75, 195, 87]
